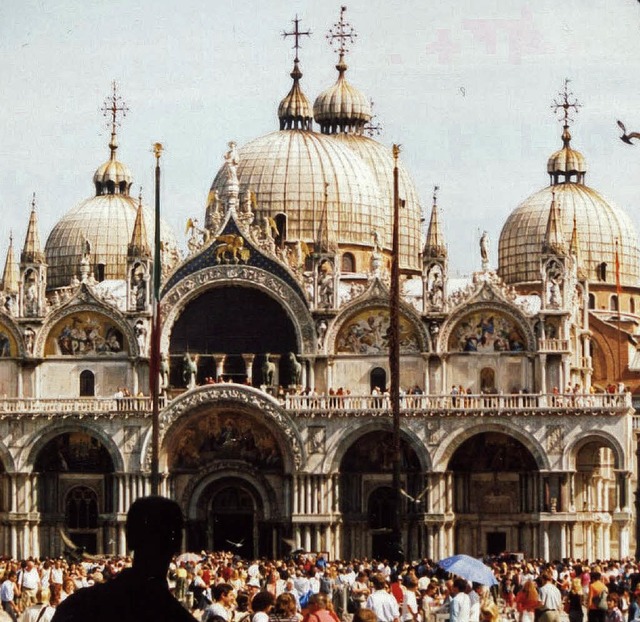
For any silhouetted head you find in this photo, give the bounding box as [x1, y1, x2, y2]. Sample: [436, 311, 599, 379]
[126, 496, 183, 558]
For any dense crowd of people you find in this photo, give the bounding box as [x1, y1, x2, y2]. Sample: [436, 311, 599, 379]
[2, 549, 640, 622]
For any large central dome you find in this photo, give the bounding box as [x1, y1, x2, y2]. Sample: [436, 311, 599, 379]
[209, 129, 381, 251]
[207, 52, 422, 271]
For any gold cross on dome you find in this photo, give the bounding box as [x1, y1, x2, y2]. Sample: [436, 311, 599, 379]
[282, 15, 311, 62]
[326, 6, 357, 60]
[551, 78, 581, 128]
[101, 81, 129, 134]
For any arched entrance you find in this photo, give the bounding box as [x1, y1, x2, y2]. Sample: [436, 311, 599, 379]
[167, 405, 289, 557]
[339, 430, 422, 559]
[448, 431, 538, 556]
[169, 287, 298, 388]
[34, 431, 115, 554]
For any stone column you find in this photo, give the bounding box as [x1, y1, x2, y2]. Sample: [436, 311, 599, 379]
[242, 354, 255, 384]
[213, 355, 226, 382]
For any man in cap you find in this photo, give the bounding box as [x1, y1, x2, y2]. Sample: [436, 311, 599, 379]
[52, 496, 194, 622]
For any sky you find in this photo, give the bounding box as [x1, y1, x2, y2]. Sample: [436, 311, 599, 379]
[1, 0, 640, 277]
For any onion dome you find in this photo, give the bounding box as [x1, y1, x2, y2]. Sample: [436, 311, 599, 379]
[313, 6, 371, 135]
[313, 58, 372, 134]
[93, 131, 133, 196]
[278, 60, 313, 130]
[547, 126, 587, 184]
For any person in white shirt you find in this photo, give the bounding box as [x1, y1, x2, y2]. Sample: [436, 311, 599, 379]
[401, 576, 420, 622]
[449, 579, 471, 622]
[202, 583, 235, 622]
[19, 561, 41, 610]
[366, 573, 400, 622]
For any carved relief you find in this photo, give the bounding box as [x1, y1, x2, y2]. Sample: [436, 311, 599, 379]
[546, 424, 564, 453]
[308, 426, 326, 454]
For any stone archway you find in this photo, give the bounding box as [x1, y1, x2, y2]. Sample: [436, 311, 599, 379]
[448, 431, 539, 556]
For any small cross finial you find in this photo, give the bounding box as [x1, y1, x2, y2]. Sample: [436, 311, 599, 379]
[551, 78, 581, 129]
[101, 81, 129, 136]
[31, 192, 36, 211]
[433, 185, 440, 205]
[363, 99, 382, 137]
[138, 186, 143, 205]
[282, 15, 311, 63]
[326, 6, 357, 62]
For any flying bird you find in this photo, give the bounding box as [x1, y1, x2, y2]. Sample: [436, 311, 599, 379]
[617, 120, 640, 145]
[226, 538, 245, 549]
[399, 485, 429, 504]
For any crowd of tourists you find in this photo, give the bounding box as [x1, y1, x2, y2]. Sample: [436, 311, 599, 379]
[2, 550, 640, 622]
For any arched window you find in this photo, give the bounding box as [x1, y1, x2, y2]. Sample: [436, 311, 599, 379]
[95, 263, 105, 282]
[370, 367, 386, 393]
[480, 367, 496, 393]
[631, 298, 636, 314]
[274, 213, 287, 248]
[598, 262, 607, 282]
[341, 252, 356, 273]
[588, 294, 596, 309]
[79, 370, 95, 396]
[610, 295, 619, 312]
[65, 486, 98, 529]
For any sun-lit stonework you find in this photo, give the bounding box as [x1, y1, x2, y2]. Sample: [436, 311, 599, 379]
[0, 24, 638, 562]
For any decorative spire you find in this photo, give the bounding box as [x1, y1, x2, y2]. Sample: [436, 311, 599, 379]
[128, 188, 151, 258]
[326, 6, 357, 76]
[542, 188, 567, 255]
[423, 186, 447, 259]
[278, 15, 313, 130]
[551, 78, 581, 149]
[21, 193, 45, 264]
[2, 233, 19, 294]
[569, 207, 579, 257]
[101, 81, 129, 161]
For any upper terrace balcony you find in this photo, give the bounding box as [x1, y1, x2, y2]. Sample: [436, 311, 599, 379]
[0, 391, 630, 420]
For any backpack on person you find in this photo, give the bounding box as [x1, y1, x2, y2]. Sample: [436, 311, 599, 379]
[593, 589, 608, 611]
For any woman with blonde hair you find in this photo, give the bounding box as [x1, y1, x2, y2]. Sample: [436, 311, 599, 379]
[480, 602, 499, 622]
[567, 578, 583, 622]
[515, 580, 541, 622]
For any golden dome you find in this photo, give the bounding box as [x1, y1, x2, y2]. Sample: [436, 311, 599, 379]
[333, 134, 421, 272]
[498, 183, 640, 286]
[45, 194, 180, 290]
[209, 129, 382, 250]
[313, 60, 372, 134]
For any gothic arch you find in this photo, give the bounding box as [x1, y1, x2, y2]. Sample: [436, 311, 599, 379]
[432, 421, 550, 472]
[160, 265, 316, 355]
[0, 440, 16, 473]
[140, 384, 304, 472]
[22, 420, 125, 473]
[327, 421, 431, 473]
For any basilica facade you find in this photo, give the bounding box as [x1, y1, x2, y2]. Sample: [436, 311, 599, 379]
[0, 13, 639, 563]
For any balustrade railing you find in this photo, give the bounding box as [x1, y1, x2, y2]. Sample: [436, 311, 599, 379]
[0, 396, 165, 415]
[0, 392, 629, 417]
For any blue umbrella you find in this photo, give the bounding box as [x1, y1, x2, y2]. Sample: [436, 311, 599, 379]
[437, 554, 498, 586]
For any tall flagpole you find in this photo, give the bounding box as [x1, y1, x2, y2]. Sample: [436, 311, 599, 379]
[151, 142, 163, 496]
[389, 144, 404, 562]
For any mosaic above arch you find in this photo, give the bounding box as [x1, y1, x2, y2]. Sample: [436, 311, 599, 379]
[45, 312, 128, 356]
[335, 307, 420, 354]
[448, 310, 527, 353]
[168, 410, 282, 471]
